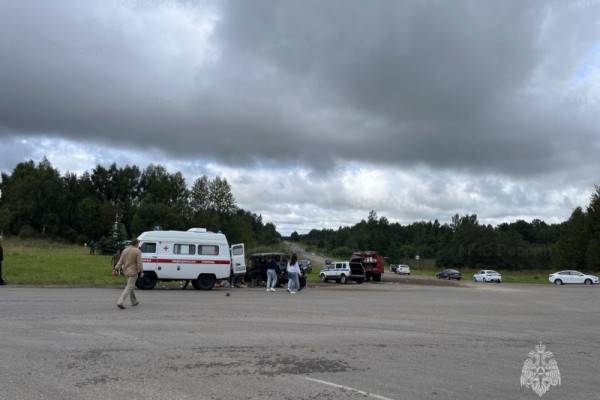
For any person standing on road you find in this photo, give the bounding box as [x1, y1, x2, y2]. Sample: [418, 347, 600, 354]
[113, 239, 143, 309]
[266, 256, 280, 292]
[0, 240, 5, 285]
[286, 253, 301, 294]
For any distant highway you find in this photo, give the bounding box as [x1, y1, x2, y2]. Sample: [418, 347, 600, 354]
[285, 241, 328, 266]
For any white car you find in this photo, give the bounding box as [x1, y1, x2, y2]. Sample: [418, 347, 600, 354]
[549, 270, 599, 285]
[393, 264, 411, 275]
[472, 270, 502, 283]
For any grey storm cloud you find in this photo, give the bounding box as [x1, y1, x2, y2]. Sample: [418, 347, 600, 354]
[0, 0, 599, 176]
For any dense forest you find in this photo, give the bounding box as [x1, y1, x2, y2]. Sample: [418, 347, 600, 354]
[0, 159, 280, 252]
[296, 187, 600, 270]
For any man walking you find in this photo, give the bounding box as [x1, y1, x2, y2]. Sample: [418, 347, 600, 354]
[113, 239, 143, 309]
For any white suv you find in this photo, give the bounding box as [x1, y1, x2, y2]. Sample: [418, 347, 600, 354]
[320, 261, 365, 284]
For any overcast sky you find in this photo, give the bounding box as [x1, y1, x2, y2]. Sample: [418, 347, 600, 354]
[1, 0, 599, 234]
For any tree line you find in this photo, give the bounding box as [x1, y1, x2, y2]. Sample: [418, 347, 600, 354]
[0, 159, 280, 252]
[297, 187, 600, 270]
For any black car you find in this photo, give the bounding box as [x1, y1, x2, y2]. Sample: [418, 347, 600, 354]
[436, 269, 462, 280]
[245, 252, 307, 289]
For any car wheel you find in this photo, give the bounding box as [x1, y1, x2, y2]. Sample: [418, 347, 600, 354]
[195, 274, 216, 290]
[373, 274, 381, 282]
[340, 274, 347, 284]
[320, 274, 327, 282]
[585, 278, 592, 285]
[554, 279, 563, 285]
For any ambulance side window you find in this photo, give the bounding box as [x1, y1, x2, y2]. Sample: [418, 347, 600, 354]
[198, 245, 219, 255]
[174, 244, 196, 255]
[140, 242, 156, 253]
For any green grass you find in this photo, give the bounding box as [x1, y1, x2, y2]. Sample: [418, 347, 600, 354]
[408, 267, 553, 284]
[0, 237, 569, 286]
[0, 237, 303, 286]
[1, 237, 121, 285]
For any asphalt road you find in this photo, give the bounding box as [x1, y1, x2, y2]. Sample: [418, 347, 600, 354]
[1, 282, 599, 400]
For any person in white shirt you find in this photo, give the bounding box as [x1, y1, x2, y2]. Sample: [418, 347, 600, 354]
[286, 253, 301, 294]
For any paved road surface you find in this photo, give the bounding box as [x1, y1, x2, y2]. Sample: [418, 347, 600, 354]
[1, 283, 599, 400]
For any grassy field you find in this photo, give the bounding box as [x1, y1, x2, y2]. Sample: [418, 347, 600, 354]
[407, 267, 552, 284]
[0, 237, 564, 285]
[1, 237, 121, 285]
[1, 237, 295, 286]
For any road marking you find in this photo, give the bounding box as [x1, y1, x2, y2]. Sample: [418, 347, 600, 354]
[305, 377, 397, 400]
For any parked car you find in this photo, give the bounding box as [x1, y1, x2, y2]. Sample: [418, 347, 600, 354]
[436, 269, 462, 280]
[392, 264, 411, 275]
[320, 261, 365, 284]
[472, 270, 502, 283]
[548, 270, 599, 285]
[298, 259, 312, 274]
[245, 252, 307, 289]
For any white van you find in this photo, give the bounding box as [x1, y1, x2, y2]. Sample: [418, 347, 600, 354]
[135, 228, 245, 290]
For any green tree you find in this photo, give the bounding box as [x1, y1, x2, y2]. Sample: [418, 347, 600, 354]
[190, 175, 211, 212]
[209, 177, 236, 215]
[554, 207, 588, 268]
[585, 186, 600, 269]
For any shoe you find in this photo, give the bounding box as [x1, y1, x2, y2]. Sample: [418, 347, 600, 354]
[132, 302, 139, 307]
[271, 288, 276, 292]
[266, 288, 270, 292]
[117, 304, 126, 310]
[291, 291, 296, 294]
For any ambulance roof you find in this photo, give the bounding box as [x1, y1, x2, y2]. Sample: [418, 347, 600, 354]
[137, 230, 228, 244]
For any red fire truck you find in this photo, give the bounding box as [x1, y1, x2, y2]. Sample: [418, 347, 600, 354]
[351, 250, 384, 282]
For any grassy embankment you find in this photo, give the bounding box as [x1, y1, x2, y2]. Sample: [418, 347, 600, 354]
[1, 237, 119, 285]
[1, 237, 293, 286]
[0, 237, 557, 285]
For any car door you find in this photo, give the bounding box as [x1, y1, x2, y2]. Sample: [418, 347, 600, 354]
[230, 243, 246, 275]
[570, 271, 584, 284]
[559, 271, 571, 283]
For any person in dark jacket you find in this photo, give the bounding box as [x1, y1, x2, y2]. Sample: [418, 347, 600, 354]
[265, 256, 280, 292]
[0, 241, 5, 285]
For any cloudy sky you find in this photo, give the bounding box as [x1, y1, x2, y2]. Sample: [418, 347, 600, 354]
[1, 0, 599, 234]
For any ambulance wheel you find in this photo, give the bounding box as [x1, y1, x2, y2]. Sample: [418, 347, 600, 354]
[136, 272, 157, 290]
[195, 274, 216, 290]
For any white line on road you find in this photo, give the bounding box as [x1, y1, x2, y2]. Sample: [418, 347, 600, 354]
[305, 377, 397, 400]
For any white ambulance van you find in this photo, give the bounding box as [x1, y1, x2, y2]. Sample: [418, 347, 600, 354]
[135, 228, 245, 290]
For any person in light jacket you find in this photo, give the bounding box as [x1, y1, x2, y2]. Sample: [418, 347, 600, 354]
[113, 239, 143, 309]
[286, 253, 301, 294]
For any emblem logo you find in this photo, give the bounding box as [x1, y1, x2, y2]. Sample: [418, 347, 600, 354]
[520, 343, 561, 397]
